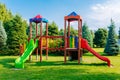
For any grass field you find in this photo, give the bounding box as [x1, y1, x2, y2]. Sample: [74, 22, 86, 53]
[0, 48, 120, 80]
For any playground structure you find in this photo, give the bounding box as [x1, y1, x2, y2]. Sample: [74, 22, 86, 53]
[15, 12, 111, 68]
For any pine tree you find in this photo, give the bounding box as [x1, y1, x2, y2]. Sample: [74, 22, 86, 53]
[104, 19, 119, 55]
[82, 22, 93, 47]
[0, 21, 7, 52]
[4, 14, 27, 55]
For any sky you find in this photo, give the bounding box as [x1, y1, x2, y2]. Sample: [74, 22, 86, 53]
[0, 0, 120, 33]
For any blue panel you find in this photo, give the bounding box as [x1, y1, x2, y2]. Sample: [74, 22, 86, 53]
[75, 36, 78, 48]
[29, 18, 48, 23]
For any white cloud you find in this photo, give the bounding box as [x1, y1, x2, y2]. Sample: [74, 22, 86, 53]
[86, 0, 120, 32]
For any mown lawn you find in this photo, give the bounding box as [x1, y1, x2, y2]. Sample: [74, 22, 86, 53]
[0, 48, 120, 80]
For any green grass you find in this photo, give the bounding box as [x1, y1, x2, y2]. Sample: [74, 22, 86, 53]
[0, 49, 120, 80]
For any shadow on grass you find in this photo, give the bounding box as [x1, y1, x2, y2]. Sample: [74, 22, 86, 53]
[31, 60, 108, 67]
[81, 63, 107, 66]
[83, 52, 111, 56]
[0, 58, 15, 68]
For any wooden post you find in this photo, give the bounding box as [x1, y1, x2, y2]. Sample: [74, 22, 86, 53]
[36, 23, 38, 60]
[78, 19, 80, 64]
[46, 23, 48, 60]
[29, 22, 32, 61]
[40, 22, 42, 62]
[64, 20, 67, 63]
[80, 20, 82, 61]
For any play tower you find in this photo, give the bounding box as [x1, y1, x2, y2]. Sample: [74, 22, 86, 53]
[29, 15, 48, 61]
[15, 12, 111, 69]
[64, 12, 83, 64]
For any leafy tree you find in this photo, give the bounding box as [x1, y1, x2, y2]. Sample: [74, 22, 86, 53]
[93, 28, 108, 47]
[48, 22, 59, 36]
[104, 19, 119, 56]
[0, 3, 12, 22]
[82, 22, 93, 47]
[4, 14, 27, 55]
[0, 21, 7, 54]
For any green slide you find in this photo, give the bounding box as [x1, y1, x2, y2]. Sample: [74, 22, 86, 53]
[15, 39, 38, 69]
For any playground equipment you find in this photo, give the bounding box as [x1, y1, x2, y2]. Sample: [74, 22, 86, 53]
[15, 12, 111, 68]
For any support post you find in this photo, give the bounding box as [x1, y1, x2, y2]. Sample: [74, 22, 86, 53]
[78, 20, 81, 64]
[29, 22, 32, 61]
[40, 22, 42, 62]
[64, 20, 67, 63]
[46, 23, 48, 60]
[36, 23, 38, 60]
[80, 20, 82, 62]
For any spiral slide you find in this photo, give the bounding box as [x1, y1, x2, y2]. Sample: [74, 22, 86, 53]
[81, 38, 111, 67]
[15, 39, 38, 68]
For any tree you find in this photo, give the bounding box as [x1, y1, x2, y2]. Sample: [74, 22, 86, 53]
[0, 3, 12, 22]
[104, 19, 119, 56]
[0, 21, 7, 53]
[93, 28, 108, 47]
[4, 14, 27, 55]
[82, 22, 93, 47]
[48, 22, 59, 36]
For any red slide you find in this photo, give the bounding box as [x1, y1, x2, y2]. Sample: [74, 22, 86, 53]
[81, 38, 111, 67]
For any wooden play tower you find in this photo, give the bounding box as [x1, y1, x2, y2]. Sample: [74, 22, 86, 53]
[64, 12, 82, 64]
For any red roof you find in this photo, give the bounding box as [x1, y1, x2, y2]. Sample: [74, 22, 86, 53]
[34, 14, 42, 19]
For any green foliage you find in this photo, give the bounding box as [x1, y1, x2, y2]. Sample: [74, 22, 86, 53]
[94, 28, 108, 48]
[104, 19, 119, 56]
[0, 3, 12, 22]
[4, 14, 27, 55]
[48, 22, 59, 36]
[82, 22, 93, 47]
